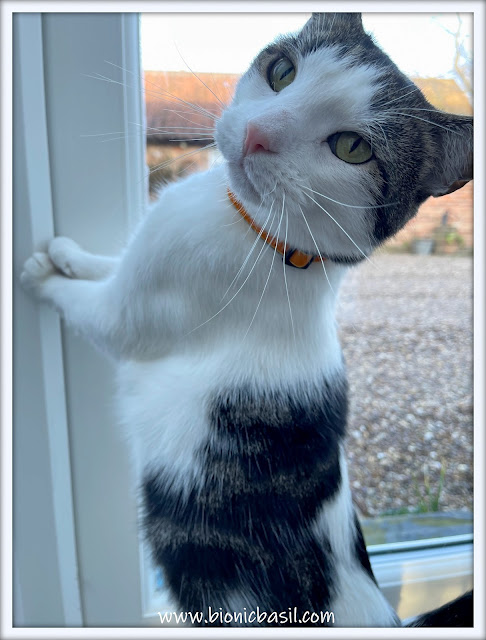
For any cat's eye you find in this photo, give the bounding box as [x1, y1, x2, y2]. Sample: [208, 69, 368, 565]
[268, 56, 296, 92]
[327, 132, 373, 164]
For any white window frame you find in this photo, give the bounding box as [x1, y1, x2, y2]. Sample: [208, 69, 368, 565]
[5, 7, 481, 633]
[11, 11, 147, 627]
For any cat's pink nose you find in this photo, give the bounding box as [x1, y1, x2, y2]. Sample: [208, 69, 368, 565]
[243, 124, 272, 156]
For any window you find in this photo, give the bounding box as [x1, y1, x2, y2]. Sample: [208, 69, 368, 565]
[12, 12, 146, 626]
[9, 9, 476, 629]
[138, 12, 474, 621]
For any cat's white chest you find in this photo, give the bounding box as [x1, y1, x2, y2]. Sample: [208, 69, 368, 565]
[116, 323, 344, 489]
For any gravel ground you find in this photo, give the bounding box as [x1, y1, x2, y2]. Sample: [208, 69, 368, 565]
[336, 253, 473, 517]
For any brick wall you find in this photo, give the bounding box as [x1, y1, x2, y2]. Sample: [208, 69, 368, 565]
[386, 182, 473, 250]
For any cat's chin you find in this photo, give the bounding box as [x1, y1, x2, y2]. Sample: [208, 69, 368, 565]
[228, 162, 264, 198]
[227, 154, 295, 207]
[226, 161, 266, 208]
[224, 161, 374, 265]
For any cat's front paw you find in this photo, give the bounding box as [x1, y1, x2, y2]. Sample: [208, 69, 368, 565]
[20, 252, 56, 296]
[48, 237, 83, 278]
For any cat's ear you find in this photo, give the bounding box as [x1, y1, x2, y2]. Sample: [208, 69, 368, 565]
[423, 113, 473, 198]
[301, 12, 364, 37]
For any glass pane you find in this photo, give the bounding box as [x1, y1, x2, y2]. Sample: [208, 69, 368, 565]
[139, 12, 473, 616]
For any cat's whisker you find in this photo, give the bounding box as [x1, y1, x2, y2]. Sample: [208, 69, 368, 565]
[143, 124, 215, 132]
[174, 43, 226, 108]
[208, 154, 223, 172]
[390, 106, 459, 114]
[83, 132, 150, 144]
[220, 217, 246, 228]
[302, 192, 377, 268]
[298, 205, 335, 295]
[262, 182, 278, 197]
[80, 131, 125, 138]
[88, 71, 174, 107]
[145, 88, 218, 121]
[150, 108, 215, 129]
[84, 127, 214, 143]
[149, 143, 217, 173]
[144, 107, 216, 122]
[174, 158, 202, 178]
[282, 202, 296, 344]
[220, 200, 273, 301]
[187, 201, 277, 336]
[244, 199, 286, 339]
[86, 73, 217, 129]
[83, 71, 120, 84]
[85, 69, 220, 189]
[131, 119, 214, 131]
[143, 103, 216, 129]
[244, 197, 272, 242]
[298, 184, 398, 209]
[361, 116, 392, 156]
[147, 131, 215, 139]
[373, 121, 392, 158]
[104, 60, 219, 117]
[363, 123, 375, 155]
[150, 96, 217, 122]
[386, 112, 464, 135]
[103, 59, 220, 122]
[376, 84, 425, 108]
[82, 128, 214, 146]
[102, 135, 144, 143]
[85, 69, 218, 123]
[167, 137, 215, 143]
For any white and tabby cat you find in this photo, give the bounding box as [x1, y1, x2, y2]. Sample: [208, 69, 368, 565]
[21, 13, 472, 627]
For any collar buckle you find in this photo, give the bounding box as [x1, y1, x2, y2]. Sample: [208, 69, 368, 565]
[284, 248, 315, 269]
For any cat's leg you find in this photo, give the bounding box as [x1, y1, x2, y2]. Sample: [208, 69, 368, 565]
[48, 237, 120, 281]
[21, 250, 126, 357]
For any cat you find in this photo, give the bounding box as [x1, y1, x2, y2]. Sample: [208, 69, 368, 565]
[21, 12, 472, 627]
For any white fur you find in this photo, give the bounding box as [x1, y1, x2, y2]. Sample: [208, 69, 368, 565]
[330, 567, 397, 627]
[313, 448, 397, 626]
[313, 447, 357, 565]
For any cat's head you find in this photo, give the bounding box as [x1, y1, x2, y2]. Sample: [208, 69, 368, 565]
[215, 13, 473, 264]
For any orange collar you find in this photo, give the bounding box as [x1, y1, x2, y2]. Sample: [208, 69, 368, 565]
[227, 190, 325, 269]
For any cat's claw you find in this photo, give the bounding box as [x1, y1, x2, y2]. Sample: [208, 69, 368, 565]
[20, 252, 56, 294]
[48, 237, 83, 278]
